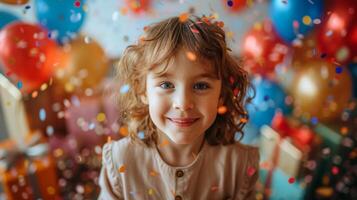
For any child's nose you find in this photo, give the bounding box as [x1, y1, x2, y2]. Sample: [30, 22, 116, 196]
[172, 90, 194, 111]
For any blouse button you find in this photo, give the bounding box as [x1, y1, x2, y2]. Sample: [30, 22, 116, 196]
[175, 195, 183, 200]
[176, 170, 184, 178]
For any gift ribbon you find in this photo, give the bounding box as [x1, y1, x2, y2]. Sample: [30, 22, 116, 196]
[0, 133, 49, 199]
[263, 112, 314, 200]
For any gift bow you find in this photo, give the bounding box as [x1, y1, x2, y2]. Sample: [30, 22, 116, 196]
[0, 132, 49, 170]
[0, 132, 49, 199]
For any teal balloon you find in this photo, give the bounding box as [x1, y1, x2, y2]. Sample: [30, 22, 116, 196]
[246, 77, 292, 128]
[269, 0, 323, 43]
[0, 10, 19, 29]
[34, 0, 86, 44]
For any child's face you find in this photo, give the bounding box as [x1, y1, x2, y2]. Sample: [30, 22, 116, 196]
[144, 49, 222, 145]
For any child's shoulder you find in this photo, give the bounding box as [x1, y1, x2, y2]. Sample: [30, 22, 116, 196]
[102, 137, 145, 167]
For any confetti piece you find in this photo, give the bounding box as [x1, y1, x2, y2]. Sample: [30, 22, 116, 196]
[288, 177, 295, 184]
[148, 188, 154, 195]
[331, 166, 339, 175]
[17, 81, 23, 89]
[218, 106, 227, 114]
[179, 13, 189, 22]
[227, 31, 234, 39]
[96, 112, 106, 122]
[263, 95, 269, 101]
[25, 5, 31, 9]
[190, 27, 199, 34]
[316, 187, 333, 197]
[247, 166, 256, 177]
[47, 186, 55, 195]
[233, 88, 239, 96]
[119, 126, 128, 136]
[240, 118, 248, 123]
[74, 0, 81, 7]
[39, 108, 46, 121]
[302, 16, 312, 25]
[282, 0, 288, 4]
[46, 126, 54, 136]
[138, 131, 145, 139]
[311, 117, 318, 125]
[120, 84, 130, 94]
[293, 20, 299, 29]
[340, 126, 348, 135]
[120, 7, 128, 15]
[336, 47, 349, 62]
[335, 66, 343, 74]
[118, 165, 125, 173]
[149, 170, 158, 176]
[186, 51, 196, 61]
[313, 18, 321, 24]
[88, 122, 95, 130]
[160, 139, 169, 147]
[229, 76, 235, 85]
[325, 30, 333, 37]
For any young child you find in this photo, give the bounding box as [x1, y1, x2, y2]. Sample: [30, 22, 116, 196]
[98, 15, 260, 200]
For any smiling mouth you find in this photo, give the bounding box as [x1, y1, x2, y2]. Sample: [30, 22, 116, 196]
[167, 118, 199, 127]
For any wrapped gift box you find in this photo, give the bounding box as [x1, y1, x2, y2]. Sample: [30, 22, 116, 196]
[0, 139, 60, 200]
[0, 74, 30, 148]
[260, 125, 318, 180]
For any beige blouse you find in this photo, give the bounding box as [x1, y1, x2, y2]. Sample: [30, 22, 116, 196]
[98, 137, 260, 200]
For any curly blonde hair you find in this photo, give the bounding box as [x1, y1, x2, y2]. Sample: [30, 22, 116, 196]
[115, 15, 253, 147]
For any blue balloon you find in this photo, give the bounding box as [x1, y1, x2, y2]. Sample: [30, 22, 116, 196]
[269, 0, 323, 43]
[34, 0, 86, 44]
[246, 77, 292, 128]
[349, 63, 357, 98]
[0, 10, 19, 29]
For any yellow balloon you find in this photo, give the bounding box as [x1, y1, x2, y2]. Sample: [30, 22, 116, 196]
[291, 59, 352, 122]
[55, 36, 109, 92]
[0, 0, 29, 5]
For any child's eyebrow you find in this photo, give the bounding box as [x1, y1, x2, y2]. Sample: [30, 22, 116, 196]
[153, 72, 218, 80]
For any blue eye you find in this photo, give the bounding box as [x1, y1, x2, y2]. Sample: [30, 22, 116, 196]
[158, 82, 210, 90]
[160, 82, 171, 89]
[194, 82, 210, 90]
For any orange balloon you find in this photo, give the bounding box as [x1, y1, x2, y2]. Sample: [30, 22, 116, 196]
[0, 22, 66, 92]
[291, 59, 352, 122]
[0, 0, 29, 5]
[55, 36, 109, 92]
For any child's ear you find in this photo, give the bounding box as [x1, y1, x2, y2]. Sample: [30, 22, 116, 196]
[140, 95, 148, 105]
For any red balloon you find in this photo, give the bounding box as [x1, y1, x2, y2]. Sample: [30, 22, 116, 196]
[125, 0, 151, 14]
[242, 20, 289, 76]
[223, 0, 248, 12]
[0, 22, 64, 92]
[317, 0, 357, 64]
